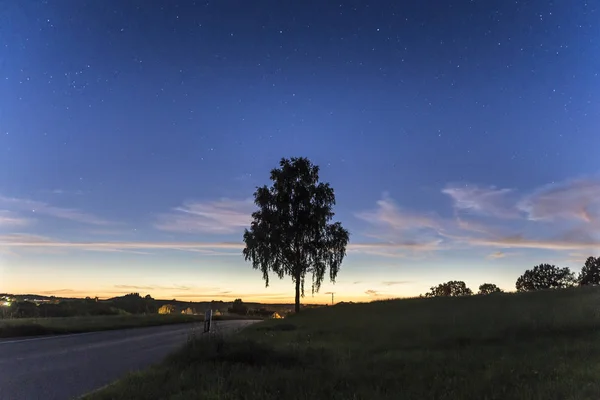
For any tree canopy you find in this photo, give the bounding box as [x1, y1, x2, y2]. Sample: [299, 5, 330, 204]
[242, 157, 350, 313]
[578, 256, 600, 286]
[424, 281, 473, 297]
[515, 264, 575, 292]
[478, 283, 503, 295]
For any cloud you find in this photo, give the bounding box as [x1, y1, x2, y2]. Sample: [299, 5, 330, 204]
[355, 181, 600, 256]
[169, 292, 289, 300]
[0, 233, 441, 257]
[356, 193, 440, 231]
[564, 252, 591, 264]
[114, 284, 193, 291]
[381, 281, 411, 286]
[365, 289, 379, 296]
[468, 235, 600, 251]
[347, 241, 442, 257]
[0, 195, 112, 225]
[0, 211, 32, 227]
[155, 198, 254, 234]
[355, 193, 445, 256]
[6, 177, 600, 260]
[88, 229, 134, 236]
[38, 289, 76, 294]
[442, 184, 518, 218]
[518, 178, 600, 223]
[84, 248, 152, 255]
[50, 189, 85, 196]
[487, 251, 506, 259]
[0, 234, 243, 254]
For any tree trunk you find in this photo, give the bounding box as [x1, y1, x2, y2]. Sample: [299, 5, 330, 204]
[294, 276, 301, 313]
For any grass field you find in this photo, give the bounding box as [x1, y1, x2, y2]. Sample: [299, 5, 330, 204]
[0, 313, 255, 338]
[85, 287, 600, 400]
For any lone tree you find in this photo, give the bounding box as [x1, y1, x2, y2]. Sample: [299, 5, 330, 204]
[515, 263, 575, 292]
[243, 157, 350, 313]
[424, 280, 473, 297]
[478, 283, 503, 295]
[578, 256, 600, 286]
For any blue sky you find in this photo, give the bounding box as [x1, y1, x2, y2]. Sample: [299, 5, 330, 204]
[1, 1, 599, 303]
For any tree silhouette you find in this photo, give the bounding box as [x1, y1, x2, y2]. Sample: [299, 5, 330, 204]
[478, 283, 503, 295]
[243, 157, 350, 313]
[424, 281, 473, 297]
[515, 264, 575, 292]
[578, 256, 600, 286]
[229, 298, 248, 315]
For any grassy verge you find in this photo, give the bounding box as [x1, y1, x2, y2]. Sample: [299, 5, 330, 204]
[0, 313, 258, 339]
[85, 287, 600, 400]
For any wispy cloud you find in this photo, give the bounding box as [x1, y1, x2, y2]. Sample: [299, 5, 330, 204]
[0, 234, 243, 254]
[155, 198, 254, 234]
[114, 284, 194, 291]
[0, 211, 32, 228]
[355, 193, 445, 256]
[442, 184, 518, 218]
[487, 251, 506, 259]
[38, 289, 76, 294]
[381, 281, 411, 286]
[347, 241, 442, 257]
[355, 179, 600, 256]
[0, 195, 113, 225]
[365, 289, 379, 296]
[564, 252, 593, 264]
[49, 189, 85, 196]
[518, 178, 600, 223]
[356, 193, 440, 231]
[0, 233, 443, 258]
[468, 235, 600, 251]
[168, 292, 289, 300]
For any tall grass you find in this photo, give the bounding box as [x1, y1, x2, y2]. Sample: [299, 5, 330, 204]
[85, 287, 600, 400]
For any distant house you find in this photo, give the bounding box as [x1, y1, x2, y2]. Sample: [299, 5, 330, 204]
[271, 312, 283, 319]
[158, 304, 176, 314]
[181, 307, 195, 315]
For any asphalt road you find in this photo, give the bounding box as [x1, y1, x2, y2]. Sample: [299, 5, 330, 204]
[0, 320, 258, 400]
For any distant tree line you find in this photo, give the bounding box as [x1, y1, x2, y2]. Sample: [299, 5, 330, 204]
[1, 293, 158, 319]
[423, 256, 600, 297]
[1, 292, 289, 320]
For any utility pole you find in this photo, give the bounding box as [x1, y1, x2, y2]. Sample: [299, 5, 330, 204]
[331, 292, 335, 305]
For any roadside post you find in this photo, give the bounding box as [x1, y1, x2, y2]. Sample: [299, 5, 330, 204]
[203, 309, 213, 333]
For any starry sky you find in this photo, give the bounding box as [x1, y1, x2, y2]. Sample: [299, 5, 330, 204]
[1, 1, 599, 303]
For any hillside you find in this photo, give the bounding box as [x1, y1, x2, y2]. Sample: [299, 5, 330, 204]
[87, 286, 600, 400]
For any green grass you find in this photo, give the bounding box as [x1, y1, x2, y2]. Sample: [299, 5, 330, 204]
[85, 287, 600, 400]
[0, 313, 255, 338]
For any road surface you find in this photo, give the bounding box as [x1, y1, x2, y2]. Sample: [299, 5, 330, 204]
[0, 320, 258, 400]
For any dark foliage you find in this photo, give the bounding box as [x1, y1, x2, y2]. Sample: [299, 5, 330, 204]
[9, 301, 40, 318]
[515, 264, 576, 292]
[425, 281, 473, 297]
[578, 256, 600, 286]
[228, 299, 249, 315]
[478, 283, 503, 295]
[109, 293, 157, 314]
